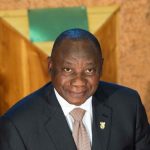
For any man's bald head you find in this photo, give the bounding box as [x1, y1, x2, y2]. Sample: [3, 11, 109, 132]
[51, 28, 102, 59]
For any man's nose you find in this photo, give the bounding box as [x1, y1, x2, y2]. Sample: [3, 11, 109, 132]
[71, 75, 86, 87]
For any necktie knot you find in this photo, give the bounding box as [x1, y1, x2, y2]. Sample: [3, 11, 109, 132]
[70, 108, 86, 122]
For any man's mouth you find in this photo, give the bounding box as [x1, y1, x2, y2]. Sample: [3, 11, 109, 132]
[69, 90, 86, 97]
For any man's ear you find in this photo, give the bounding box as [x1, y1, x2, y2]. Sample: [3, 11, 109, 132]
[101, 58, 104, 67]
[48, 56, 52, 71]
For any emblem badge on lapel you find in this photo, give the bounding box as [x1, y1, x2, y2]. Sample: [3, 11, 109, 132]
[99, 122, 106, 129]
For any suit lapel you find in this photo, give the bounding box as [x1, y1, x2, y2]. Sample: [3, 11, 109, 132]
[43, 84, 76, 150]
[92, 89, 112, 150]
[45, 108, 76, 150]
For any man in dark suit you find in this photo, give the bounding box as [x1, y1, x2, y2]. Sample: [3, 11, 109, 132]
[0, 28, 150, 150]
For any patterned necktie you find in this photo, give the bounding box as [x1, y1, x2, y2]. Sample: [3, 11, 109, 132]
[70, 108, 91, 150]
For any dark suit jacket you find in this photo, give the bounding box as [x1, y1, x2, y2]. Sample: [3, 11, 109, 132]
[0, 81, 150, 150]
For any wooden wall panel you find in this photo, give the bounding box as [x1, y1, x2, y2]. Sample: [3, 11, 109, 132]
[0, 0, 118, 9]
[95, 12, 117, 82]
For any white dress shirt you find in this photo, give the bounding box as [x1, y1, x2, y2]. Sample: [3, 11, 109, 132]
[54, 89, 93, 144]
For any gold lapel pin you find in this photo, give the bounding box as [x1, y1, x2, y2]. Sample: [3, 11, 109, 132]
[99, 122, 106, 129]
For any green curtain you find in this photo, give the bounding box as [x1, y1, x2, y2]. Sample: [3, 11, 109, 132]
[28, 6, 88, 42]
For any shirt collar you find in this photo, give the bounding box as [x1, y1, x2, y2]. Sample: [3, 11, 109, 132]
[54, 88, 92, 117]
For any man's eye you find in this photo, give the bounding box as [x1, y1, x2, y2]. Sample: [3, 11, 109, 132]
[63, 68, 72, 73]
[85, 69, 95, 74]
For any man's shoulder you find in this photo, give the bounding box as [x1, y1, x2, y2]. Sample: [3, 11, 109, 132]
[0, 82, 55, 144]
[95, 81, 140, 105]
[1, 82, 53, 122]
[97, 81, 138, 95]
[94, 81, 143, 119]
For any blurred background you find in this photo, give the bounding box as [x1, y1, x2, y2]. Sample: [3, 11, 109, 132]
[0, 0, 150, 121]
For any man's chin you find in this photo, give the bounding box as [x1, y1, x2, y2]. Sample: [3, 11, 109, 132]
[66, 96, 87, 106]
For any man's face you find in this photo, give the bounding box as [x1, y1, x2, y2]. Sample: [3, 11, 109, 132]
[49, 39, 102, 105]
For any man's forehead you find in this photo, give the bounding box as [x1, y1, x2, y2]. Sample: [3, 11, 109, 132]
[55, 49, 99, 67]
[63, 58, 97, 64]
[55, 38, 99, 54]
